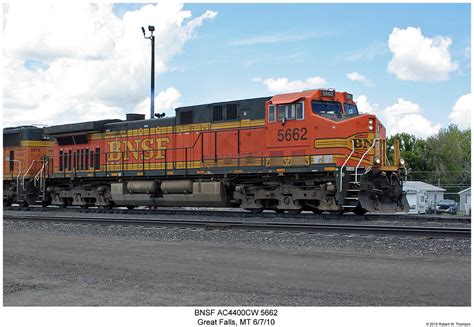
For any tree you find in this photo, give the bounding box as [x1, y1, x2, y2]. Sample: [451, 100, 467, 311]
[386, 133, 429, 173]
[425, 125, 470, 191]
[388, 126, 471, 194]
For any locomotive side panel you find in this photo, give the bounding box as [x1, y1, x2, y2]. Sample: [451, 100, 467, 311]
[34, 90, 407, 213]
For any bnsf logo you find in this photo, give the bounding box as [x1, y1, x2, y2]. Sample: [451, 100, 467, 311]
[353, 138, 372, 149]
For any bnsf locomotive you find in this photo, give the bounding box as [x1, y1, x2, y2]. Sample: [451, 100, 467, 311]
[3, 89, 408, 214]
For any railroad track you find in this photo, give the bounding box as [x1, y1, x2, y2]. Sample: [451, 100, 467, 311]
[3, 214, 471, 238]
[3, 205, 471, 223]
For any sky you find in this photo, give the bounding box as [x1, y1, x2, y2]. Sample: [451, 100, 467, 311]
[2, 2, 472, 138]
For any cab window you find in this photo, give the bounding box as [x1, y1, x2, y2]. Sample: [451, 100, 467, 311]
[270, 102, 304, 122]
[312, 101, 342, 116]
[268, 105, 276, 122]
[296, 103, 304, 119]
[344, 103, 358, 115]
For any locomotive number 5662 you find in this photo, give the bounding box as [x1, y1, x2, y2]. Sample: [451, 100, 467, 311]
[277, 128, 308, 142]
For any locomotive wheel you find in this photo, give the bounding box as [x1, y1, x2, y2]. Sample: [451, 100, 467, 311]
[60, 198, 71, 208]
[274, 209, 285, 214]
[3, 199, 13, 207]
[19, 201, 29, 208]
[353, 205, 367, 216]
[312, 209, 323, 214]
[331, 210, 344, 215]
[41, 196, 52, 208]
[127, 206, 136, 210]
[287, 209, 302, 214]
[100, 202, 115, 209]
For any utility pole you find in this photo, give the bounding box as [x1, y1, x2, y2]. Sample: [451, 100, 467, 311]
[142, 25, 156, 119]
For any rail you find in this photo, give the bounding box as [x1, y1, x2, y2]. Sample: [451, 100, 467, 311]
[4, 206, 472, 223]
[354, 138, 378, 184]
[3, 213, 471, 238]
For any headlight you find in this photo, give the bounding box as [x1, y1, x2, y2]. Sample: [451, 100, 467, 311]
[399, 158, 405, 166]
[368, 118, 374, 131]
[373, 157, 381, 165]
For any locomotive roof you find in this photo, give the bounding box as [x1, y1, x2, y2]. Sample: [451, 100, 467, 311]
[105, 117, 176, 131]
[40, 90, 353, 135]
[44, 119, 121, 135]
[270, 89, 320, 104]
[4, 125, 43, 132]
[3, 125, 46, 147]
[101, 96, 271, 132]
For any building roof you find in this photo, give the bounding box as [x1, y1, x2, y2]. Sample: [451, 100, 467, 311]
[458, 187, 471, 195]
[403, 181, 446, 192]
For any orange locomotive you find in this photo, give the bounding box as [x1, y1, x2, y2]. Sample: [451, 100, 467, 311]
[3, 126, 54, 206]
[4, 89, 408, 214]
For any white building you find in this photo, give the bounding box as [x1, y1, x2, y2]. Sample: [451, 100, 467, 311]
[458, 187, 471, 216]
[403, 181, 446, 214]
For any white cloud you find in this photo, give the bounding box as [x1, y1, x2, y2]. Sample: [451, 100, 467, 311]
[347, 72, 365, 82]
[387, 27, 458, 81]
[3, 3, 217, 126]
[382, 98, 440, 138]
[345, 42, 387, 62]
[355, 95, 440, 138]
[346, 72, 374, 86]
[255, 76, 326, 93]
[228, 32, 324, 47]
[354, 95, 377, 114]
[449, 93, 472, 129]
[133, 87, 182, 118]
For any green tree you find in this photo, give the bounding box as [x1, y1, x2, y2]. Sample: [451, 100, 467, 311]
[386, 133, 429, 172]
[425, 125, 470, 192]
[388, 126, 471, 194]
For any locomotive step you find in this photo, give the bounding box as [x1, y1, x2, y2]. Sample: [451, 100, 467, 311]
[345, 197, 359, 201]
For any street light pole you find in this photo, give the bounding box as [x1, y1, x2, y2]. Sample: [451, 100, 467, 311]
[142, 25, 156, 119]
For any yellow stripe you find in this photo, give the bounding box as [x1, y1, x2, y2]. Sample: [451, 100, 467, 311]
[89, 119, 265, 140]
[51, 154, 326, 175]
[20, 140, 55, 147]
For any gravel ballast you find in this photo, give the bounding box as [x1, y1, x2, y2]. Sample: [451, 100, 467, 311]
[3, 217, 471, 306]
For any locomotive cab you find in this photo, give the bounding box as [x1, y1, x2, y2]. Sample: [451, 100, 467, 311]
[3, 126, 54, 206]
[264, 89, 407, 213]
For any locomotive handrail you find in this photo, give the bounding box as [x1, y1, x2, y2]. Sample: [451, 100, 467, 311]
[34, 158, 49, 188]
[22, 160, 40, 191]
[339, 140, 356, 192]
[5, 159, 22, 197]
[354, 138, 379, 184]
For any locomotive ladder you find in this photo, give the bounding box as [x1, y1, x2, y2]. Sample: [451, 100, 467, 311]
[34, 158, 49, 202]
[341, 169, 363, 209]
[20, 160, 37, 191]
[340, 138, 378, 210]
[18, 158, 49, 203]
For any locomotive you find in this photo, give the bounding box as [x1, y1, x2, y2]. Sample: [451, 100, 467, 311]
[3, 89, 409, 214]
[3, 125, 55, 206]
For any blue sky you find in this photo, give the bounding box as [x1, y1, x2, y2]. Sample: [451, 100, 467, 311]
[3, 3, 471, 137]
[121, 3, 471, 135]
